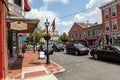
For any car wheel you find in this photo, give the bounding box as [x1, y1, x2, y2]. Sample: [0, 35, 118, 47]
[75, 51, 78, 56]
[93, 54, 99, 59]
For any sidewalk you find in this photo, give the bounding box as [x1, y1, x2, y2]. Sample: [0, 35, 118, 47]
[7, 50, 65, 80]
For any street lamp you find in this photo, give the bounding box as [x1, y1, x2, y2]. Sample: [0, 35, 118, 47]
[45, 18, 50, 64]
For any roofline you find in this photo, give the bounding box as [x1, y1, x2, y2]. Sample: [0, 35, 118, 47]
[75, 22, 102, 29]
[99, 0, 120, 9]
[86, 23, 102, 29]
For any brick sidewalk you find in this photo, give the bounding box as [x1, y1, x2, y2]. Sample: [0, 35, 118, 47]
[7, 50, 65, 79]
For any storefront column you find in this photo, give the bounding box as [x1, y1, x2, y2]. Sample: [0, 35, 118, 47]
[0, 0, 8, 79]
[0, 5, 3, 80]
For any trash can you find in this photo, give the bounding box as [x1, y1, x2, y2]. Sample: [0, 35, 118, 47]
[39, 51, 45, 60]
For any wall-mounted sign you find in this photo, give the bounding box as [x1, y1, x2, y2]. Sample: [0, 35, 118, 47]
[10, 21, 27, 30]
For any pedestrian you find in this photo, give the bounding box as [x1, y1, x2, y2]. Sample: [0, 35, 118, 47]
[38, 46, 45, 60]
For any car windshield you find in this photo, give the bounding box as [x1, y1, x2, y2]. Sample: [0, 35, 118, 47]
[113, 46, 120, 51]
[73, 43, 85, 48]
[43, 45, 53, 50]
[56, 44, 63, 47]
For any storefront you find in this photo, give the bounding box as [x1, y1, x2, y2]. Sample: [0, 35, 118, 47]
[6, 18, 40, 58]
[104, 32, 120, 45]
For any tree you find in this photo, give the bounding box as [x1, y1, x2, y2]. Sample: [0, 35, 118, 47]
[26, 27, 43, 45]
[32, 27, 43, 44]
[59, 32, 70, 44]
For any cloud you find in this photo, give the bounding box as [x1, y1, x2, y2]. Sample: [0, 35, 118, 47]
[26, 0, 113, 35]
[57, 21, 73, 34]
[43, 0, 69, 4]
[73, 13, 86, 22]
[28, 0, 32, 3]
[73, 0, 112, 24]
[25, 8, 73, 34]
[86, 0, 112, 9]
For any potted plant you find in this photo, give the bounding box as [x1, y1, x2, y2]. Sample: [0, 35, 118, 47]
[43, 33, 51, 40]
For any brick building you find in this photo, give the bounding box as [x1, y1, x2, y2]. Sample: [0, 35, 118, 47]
[0, 0, 39, 79]
[100, 0, 120, 45]
[68, 22, 102, 48]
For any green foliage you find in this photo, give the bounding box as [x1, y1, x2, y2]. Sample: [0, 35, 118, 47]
[26, 27, 43, 45]
[59, 32, 70, 44]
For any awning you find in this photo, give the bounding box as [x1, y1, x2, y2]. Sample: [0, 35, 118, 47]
[87, 38, 96, 40]
[24, 0, 31, 11]
[73, 39, 84, 42]
[6, 18, 40, 33]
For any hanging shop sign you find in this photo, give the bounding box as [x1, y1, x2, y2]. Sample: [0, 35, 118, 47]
[10, 21, 27, 30]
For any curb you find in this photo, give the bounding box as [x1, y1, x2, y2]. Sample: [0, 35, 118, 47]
[50, 60, 66, 74]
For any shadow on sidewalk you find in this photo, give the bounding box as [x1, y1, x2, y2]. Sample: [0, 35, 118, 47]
[8, 57, 24, 79]
[29, 60, 41, 65]
[10, 58, 23, 70]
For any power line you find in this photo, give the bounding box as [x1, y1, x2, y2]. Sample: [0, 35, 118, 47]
[59, 1, 106, 19]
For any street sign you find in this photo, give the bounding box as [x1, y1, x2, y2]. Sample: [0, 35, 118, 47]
[20, 36, 26, 41]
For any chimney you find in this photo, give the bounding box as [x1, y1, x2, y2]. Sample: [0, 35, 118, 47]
[94, 22, 98, 24]
[87, 20, 90, 27]
[87, 20, 89, 25]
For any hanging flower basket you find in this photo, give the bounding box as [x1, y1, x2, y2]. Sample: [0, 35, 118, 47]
[43, 34, 51, 40]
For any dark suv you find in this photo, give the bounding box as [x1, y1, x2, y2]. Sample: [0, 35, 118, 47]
[66, 42, 89, 55]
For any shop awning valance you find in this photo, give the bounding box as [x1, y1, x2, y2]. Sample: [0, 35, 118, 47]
[7, 18, 40, 33]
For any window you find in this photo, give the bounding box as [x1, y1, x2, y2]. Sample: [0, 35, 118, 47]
[105, 22, 110, 32]
[69, 35, 71, 38]
[79, 33, 81, 37]
[72, 34, 74, 38]
[88, 31, 90, 36]
[76, 34, 78, 38]
[112, 20, 118, 30]
[104, 9, 109, 19]
[14, 0, 22, 7]
[93, 30, 95, 36]
[111, 6, 117, 17]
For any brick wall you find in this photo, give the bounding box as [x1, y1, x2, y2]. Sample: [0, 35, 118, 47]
[69, 23, 87, 40]
[102, 3, 120, 33]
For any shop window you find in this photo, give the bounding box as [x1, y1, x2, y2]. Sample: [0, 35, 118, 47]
[112, 20, 118, 30]
[105, 22, 110, 32]
[88, 40, 94, 46]
[14, 0, 22, 7]
[111, 6, 117, 17]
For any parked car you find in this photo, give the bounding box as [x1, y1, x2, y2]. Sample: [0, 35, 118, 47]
[42, 45, 54, 55]
[90, 45, 120, 61]
[52, 43, 64, 52]
[66, 42, 89, 55]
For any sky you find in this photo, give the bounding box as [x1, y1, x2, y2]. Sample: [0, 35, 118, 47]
[25, 0, 112, 35]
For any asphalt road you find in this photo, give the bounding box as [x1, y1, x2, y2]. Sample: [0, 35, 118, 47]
[50, 51, 120, 80]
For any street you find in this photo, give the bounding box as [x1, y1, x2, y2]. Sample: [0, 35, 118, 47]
[50, 51, 120, 80]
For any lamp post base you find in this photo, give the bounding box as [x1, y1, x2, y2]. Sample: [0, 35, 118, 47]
[46, 61, 50, 64]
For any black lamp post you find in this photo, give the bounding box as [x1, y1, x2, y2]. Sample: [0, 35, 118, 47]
[45, 18, 50, 64]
